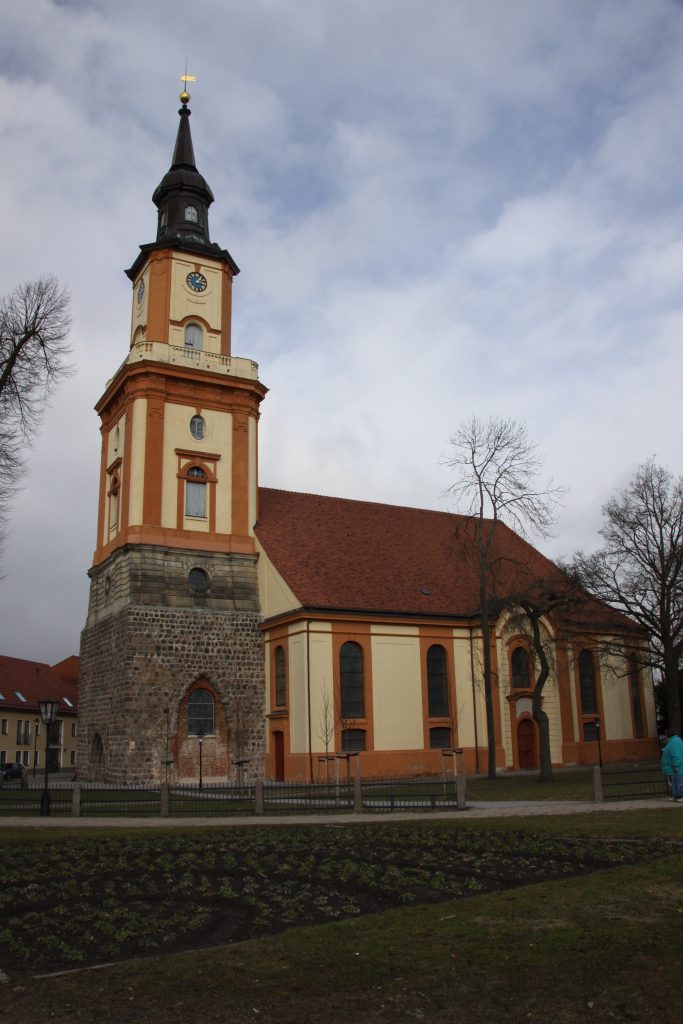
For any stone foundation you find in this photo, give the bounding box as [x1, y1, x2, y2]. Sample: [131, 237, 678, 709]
[78, 546, 265, 784]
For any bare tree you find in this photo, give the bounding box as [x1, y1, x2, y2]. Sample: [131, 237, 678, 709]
[571, 459, 683, 734]
[317, 685, 335, 782]
[0, 276, 72, 558]
[444, 415, 567, 778]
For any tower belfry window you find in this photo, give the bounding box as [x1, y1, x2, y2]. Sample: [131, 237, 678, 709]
[185, 466, 207, 518]
[185, 205, 198, 223]
[184, 323, 203, 351]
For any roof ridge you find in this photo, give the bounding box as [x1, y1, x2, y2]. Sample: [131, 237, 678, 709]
[258, 485, 475, 522]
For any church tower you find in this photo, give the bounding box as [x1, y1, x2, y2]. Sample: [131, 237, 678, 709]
[78, 90, 267, 784]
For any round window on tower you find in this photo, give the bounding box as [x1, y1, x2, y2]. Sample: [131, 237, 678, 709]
[188, 567, 209, 594]
[190, 415, 205, 440]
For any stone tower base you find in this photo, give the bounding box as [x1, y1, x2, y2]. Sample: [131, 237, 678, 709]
[78, 545, 265, 785]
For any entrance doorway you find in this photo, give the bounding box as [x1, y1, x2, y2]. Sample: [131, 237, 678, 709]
[517, 718, 537, 770]
[273, 731, 285, 781]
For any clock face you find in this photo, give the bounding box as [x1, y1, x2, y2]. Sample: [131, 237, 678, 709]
[186, 271, 208, 293]
[137, 280, 145, 304]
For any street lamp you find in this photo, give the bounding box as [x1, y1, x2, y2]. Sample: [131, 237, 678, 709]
[32, 718, 39, 779]
[39, 700, 59, 816]
[197, 727, 204, 790]
[593, 716, 603, 769]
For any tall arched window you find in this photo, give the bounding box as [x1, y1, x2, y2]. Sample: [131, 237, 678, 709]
[184, 323, 203, 351]
[578, 650, 597, 714]
[188, 688, 214, 735]
[427, 645, 449, 717]
[511, 647, 530, 689]
[275, 646, 287, 707]
[340, 642, 364, 719]
[628, 654, 644, 739]
[185, 466, 207, 518]
[184, 205, 198, 223]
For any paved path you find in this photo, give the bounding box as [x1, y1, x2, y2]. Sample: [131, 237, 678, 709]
[1, 797, 679, 828]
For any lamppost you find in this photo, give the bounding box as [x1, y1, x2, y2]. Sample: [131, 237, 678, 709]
[39, 699, 59, 816]
[197, 727, 204, 790]
[32, 718, 39, 778]
[593, 716, 603, 769]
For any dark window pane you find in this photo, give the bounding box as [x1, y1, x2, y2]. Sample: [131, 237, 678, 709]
[340, 642, 364, 718]
[628, 655, 644, 739]
[511, 647, 530, 689]
[583, 720, 599, 741]
[342, 729, 366, 752]
[429, 726, 451, 749]
[188, 568, 209, 593]
[275, 646, 287, 707]
[578, 650, 597, 714]
[427, 645, 449, 717]
[188, 688, 214, 736]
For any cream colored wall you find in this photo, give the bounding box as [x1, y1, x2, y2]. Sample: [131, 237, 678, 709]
[599, 649, 636, 740]
[256, 544, 302, 620]
[371, 626, 423, 750]
[160, 404, 232, 532]
[288, 631, 309, 754]
[452, 630, 480, 749]
[168, 256, 224, 353]
[130, 267, 149, 342]
[127, 398, 147, 527]
[102, 415, 126, 544]
[308, 625, 334, 754]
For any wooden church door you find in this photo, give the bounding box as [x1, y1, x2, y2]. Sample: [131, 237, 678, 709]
[517, 719, 537, 770]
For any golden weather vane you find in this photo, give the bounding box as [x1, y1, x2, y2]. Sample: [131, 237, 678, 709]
[179, 61, 197, 103]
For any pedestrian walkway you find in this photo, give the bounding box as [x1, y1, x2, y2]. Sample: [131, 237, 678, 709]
[1, 796, 677, 828]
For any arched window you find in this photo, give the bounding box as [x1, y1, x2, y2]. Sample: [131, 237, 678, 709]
[108, 474, 120, 528]
[159, 210, 167, 234]
[628, 654, 644, 739]
[340, 641, 364, 719]
[511, 647, 530, 689]
[184, 323, 203, 351]
[188, 688, 214, 736]
[578, 650, 597, 714]
[185, 466, 207, 518]
[275, 646, 287, 707]
[427, 645, 449, 717]
[184, 205, 198, 223]
[429, 726, 451, 749]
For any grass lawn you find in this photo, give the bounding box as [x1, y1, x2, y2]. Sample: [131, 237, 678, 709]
[1, 809, 682, 1022]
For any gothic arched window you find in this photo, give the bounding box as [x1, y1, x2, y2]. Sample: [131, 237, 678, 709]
[340, 642, 364, 719]
[511, 647, 530, 689]
[188, 688, 214, 736]
[578, 650, 597, 714]
[427, 644, 449, 717]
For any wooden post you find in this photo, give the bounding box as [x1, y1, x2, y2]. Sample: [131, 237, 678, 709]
[160, 781, 169, 817]
[254, 779, 265, 815]
[454, 748, 466, 810]
[71, 781, 81, 817]
[593, 765, 603, 803]
[353, 775, 362, 814]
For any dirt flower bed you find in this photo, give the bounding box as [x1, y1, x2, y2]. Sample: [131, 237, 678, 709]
[0, 823, 675, 975]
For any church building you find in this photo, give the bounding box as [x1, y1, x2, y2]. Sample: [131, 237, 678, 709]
[77, 92, 660, 784]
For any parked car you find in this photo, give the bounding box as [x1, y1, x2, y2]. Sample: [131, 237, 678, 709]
[2, 762, 24, 781]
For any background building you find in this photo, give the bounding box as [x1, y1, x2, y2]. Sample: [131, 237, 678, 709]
[0, 656, 78, 774]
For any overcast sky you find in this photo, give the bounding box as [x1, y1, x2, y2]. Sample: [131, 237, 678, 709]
[1, 0, 682, 664]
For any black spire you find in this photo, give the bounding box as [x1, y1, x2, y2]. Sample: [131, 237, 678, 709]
[152, 95, 215, 247]
[126, 92, 239, 281]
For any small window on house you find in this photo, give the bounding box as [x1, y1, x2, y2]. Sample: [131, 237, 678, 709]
[71, 722, 77, 738]
[511, 647, 530, 689]
[185, 466, 207, 518]
[190, 414, 205, 440]
[628, 654, 644, 739]
[429, 726, 451, 749]
[188, 688, 214, 736]
[427, 644, 449, 717]
[188, 567, 209, 593]
[184, 323, 203, 351]
[342, 728, 366, 752]
[1, 719, 7, 736]
[275, 646, 287, 707]
[578, 650, 597, 714]
[185, 205, 198, 223]
[340, 642, 364, 719]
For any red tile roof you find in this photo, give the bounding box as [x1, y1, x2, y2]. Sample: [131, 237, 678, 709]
[0, 656, 78, 714]
[256, 488, 633, 631]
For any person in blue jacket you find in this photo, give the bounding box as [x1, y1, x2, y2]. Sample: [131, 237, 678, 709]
[661, 729, 683, 801]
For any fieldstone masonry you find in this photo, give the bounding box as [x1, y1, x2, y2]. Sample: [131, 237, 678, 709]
[78, 545, 266, 784]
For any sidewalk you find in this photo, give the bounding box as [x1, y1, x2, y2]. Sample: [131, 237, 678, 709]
[1, 797, 678, 828]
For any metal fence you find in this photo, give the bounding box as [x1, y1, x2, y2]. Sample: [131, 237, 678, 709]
[169, 783, 256, 817]
[361, 777, 462, 812]
[599, 765, 668, 802]
[263, 780, 356, 814]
